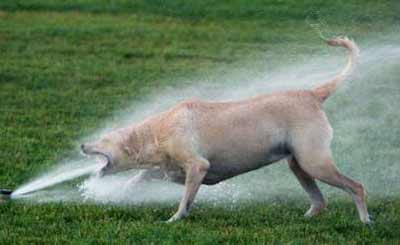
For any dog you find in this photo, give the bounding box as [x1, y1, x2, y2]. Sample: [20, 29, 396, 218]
[81, 37, 371, 224]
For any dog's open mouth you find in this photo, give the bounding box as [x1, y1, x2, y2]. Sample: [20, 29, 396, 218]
[81, 144, 113, 177]
[91, 155, 111, 177]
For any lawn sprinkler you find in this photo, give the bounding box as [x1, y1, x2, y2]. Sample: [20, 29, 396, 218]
[0, 189, 13, 203]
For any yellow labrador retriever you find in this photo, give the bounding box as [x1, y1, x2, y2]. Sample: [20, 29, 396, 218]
[81, 37, 371, 224]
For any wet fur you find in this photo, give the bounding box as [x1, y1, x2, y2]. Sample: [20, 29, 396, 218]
[82, 37, 371, 224]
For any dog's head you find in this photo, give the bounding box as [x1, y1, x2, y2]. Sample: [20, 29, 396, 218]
[81, 128, 162, 176]
[81, 132, 132, 176]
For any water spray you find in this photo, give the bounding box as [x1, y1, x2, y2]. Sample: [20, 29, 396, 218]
[3, 32, 400, 205]
[1, 158, 104, 203]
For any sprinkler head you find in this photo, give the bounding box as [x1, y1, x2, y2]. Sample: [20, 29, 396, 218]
[0, 189, 12, 203]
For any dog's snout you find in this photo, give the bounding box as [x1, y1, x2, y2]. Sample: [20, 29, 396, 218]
[80, 144, 86, 153]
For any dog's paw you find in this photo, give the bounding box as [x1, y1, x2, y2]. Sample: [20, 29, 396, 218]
[363, 214, 374, 226]
[165, 211, 189, 223]
[165, 217, 177, 223]
[304, 204, 326, 218]
[165, 214, 181, 223]
[304, 208, 316, 218]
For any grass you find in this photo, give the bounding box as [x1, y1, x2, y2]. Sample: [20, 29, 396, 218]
[1, 201, 399, 243]
[1, 0, 400, 243]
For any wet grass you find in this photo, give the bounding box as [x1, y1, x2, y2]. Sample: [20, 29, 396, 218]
[0, 0, 400, 243]
[1, 200, 400, 243]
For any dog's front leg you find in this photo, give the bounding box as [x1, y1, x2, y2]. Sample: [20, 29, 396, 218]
[167, 158, 209, 223]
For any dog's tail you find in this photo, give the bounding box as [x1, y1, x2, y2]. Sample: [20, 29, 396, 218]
[314, 37, 359, 103]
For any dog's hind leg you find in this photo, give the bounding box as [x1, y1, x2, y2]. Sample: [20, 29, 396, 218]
[288, 156, 326, 217]
[293, 147, 371, 224]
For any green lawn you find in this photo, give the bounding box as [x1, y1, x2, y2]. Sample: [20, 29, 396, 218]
[1, 0, 400, 243]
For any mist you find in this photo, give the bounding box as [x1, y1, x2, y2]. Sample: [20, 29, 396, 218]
[12, 33, 400, 206]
